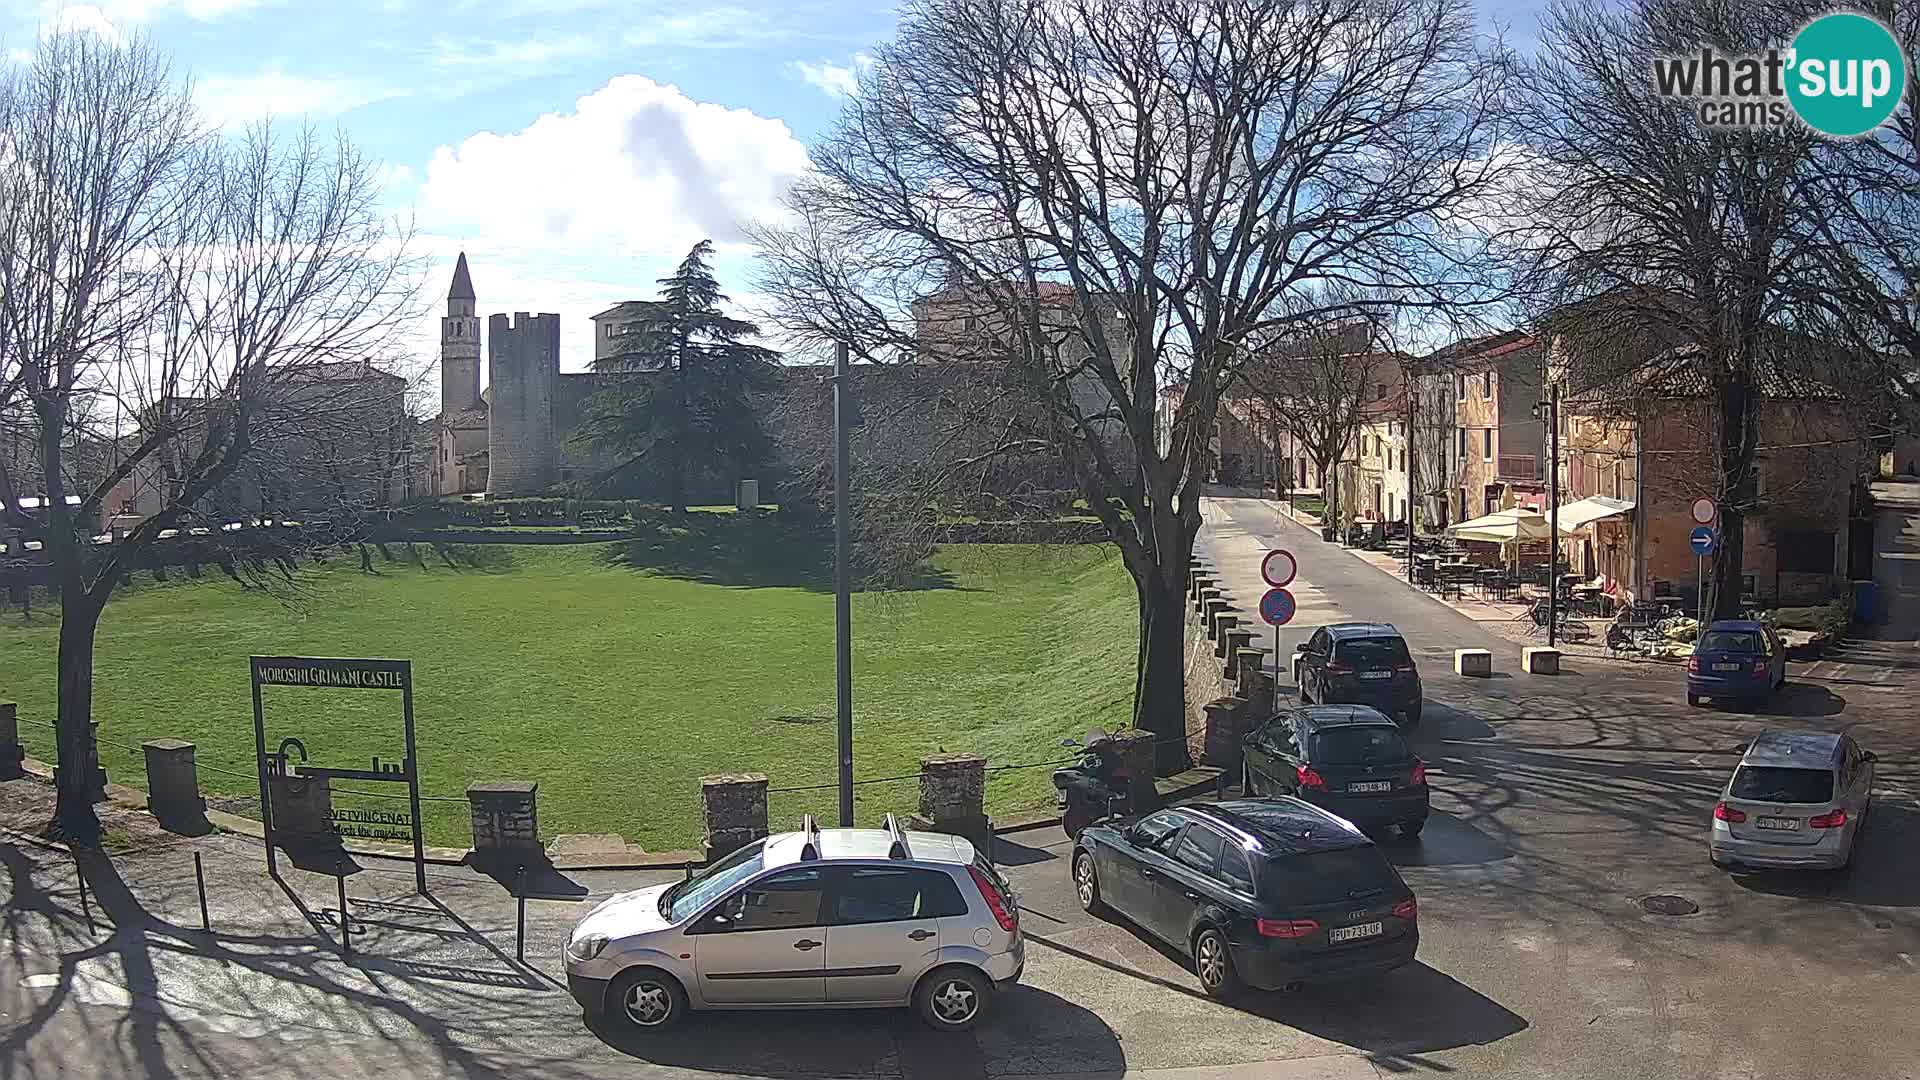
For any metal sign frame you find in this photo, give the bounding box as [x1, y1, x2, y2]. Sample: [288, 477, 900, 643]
[251, 655, 426, 892]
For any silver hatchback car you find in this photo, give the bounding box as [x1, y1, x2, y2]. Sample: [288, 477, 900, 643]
[564, 815, 1024, 1033]
[1709, 730, 1876, 872]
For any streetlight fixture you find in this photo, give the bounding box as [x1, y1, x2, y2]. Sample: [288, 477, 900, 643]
[1531, 382, 1562, 647]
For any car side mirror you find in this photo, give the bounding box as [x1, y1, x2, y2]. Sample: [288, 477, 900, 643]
[1862, 751, 1878, 764]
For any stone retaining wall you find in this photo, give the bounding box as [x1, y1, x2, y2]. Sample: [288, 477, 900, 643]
[1182, 556, 1274, 776]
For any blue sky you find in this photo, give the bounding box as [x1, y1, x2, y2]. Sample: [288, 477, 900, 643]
[8, 0, 1555, 384]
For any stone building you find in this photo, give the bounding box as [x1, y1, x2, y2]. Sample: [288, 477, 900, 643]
[1422, 330, 1548, 522]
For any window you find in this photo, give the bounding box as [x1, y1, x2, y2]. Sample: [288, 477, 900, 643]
[1699, 629, 1764, 653]
[829, 867, 969, 924]
[1131, 810, 1186, 850]
[710, 867, 826, 931]
[1217, 844, 1255, 893]
[667, 840, 768, 921]
[1332, 636, 1412, 667]
[1259, 847, 1401, 905]
[1777, 529, 1835, 574]
[604, 324, 616, 339]
[1482, 429, 1493, 461]
[1457, 428, 1467, 457]
[1481, 371, 1492, 398]
[1312, 726, 1412, 765]
[1375, 383, 1387, 401]
[1455, 373, 1466, 400]
[1729, 766, 1834, 804]
[1170, 824, 1226, 875]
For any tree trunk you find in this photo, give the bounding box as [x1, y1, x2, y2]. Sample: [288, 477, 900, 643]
[670, 446, 687, 514]
[52, 591, 106, 846]
[1712, 366, 1757, 620]
[1132, 565, 1192, 776]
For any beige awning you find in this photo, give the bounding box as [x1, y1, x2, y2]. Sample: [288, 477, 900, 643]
[1554, 496, 1635, 533]
[1448, 508, 1553, 544]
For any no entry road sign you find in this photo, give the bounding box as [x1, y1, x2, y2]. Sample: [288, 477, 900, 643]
[1261, 549, 1298, 588]
[1690, 497, 1717, 526]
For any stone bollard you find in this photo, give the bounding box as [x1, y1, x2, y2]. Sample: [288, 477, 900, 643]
[142, 739, 209, 835]
[0, 702, 21, 780]
[1196, 584, 1221, 616]
[1204, 597, 1232, 638]
[1234, 646, 1265, 684]
[1188, 566, 1210, 595]
[468, 782, 540, 863]
[1107, 728, 1161, 812]
[1237, 665, 1275, 715]
[1224, 627, 1257, 665]
[916, 753, 989, 854]
[1212, 615, 1239, 656]
[1522, 646, 1562, 675]
[700, 773, 769, 862]
[267, 771, 335, 845]
[1190, 572, 1214, 600]
[1200, 698, 1249, 770]
[1454, 648, 1494, 677]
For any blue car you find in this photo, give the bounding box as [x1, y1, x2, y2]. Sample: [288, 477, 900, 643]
[1686, 620, 1787, 707]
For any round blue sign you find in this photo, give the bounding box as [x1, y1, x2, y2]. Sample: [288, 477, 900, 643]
[1689, 526, 1716, 556]
[1260, 587, 1296, 626]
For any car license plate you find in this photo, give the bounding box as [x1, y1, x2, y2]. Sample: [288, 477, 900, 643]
[1712, 663, 1740, 671]
[1757, 816, 1799, 831]
[1360, 671, 1391, 680]
[1330, 922, 1383, 943]
[1349, 781, 1392, 793]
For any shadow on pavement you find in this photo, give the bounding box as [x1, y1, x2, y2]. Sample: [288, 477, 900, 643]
[1383, 812, 1513, 868]
[1750, 682, 1847, 717]
[992, 834, 1064, 867]
[1729, 801, 1920, 909]
[592, 988, 1126, 1078]
[1416, 702, 1495, 743]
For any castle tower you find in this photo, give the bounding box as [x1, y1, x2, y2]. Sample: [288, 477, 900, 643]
[440, 252, 482, 417]
[486, 311, 561, 495]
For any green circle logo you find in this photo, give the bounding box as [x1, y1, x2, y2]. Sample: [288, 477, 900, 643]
[1786, 13, 1908, 137]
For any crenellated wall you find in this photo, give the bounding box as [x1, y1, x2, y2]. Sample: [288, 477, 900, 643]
[487, 312, 561, 496]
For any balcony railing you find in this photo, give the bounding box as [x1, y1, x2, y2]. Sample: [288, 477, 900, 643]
[1497, 453, 1540, 481]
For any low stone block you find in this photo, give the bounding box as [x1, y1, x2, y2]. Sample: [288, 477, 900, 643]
[1232, 646, 1265, 682]
[142, 738, 209, 835]
[1223, 627, 1256, 663]
[700, 772, 769, 861]
[1106, 728, 1161, 812]
[1212, 615, 1239, 656]
[468, 782, 540, 856]
[1204, 597, 1232, 637]
[1201, 697, 1249, 769]
[1196, 586, 1222, 616]
[0, 702, 22, 780]
[1237, 667, 1275, 715]
[1454, 648, 1494, 677]
[919, 753, 987, 824]
[1522, 646, 1561, 675]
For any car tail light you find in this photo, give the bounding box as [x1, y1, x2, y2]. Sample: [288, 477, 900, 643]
[1393, 664, 1415, 673]
[1809, 808, 1848, 829]
[1296, 765, 1328, 791]
[1256, 918, 1320, 938]
[1409, 759, 1427, 786]
[1392, 898, 1417, 921]
[967, 864, 1018, 932]
[1751, 658, 1768, 674]
[1714, 802, 1746, 823]
[1324, 664, 1352, 676]
[1686, 657, 1700, 674]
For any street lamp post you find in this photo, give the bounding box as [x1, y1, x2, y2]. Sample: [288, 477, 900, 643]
[832, 341, 855, 827]
[1533, 384, 1562, 647]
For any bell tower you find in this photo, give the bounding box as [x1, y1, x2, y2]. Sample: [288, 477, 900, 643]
[441, 252, 481, 416]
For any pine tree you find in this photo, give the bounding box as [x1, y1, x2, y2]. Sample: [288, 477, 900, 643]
[578, 240, 778, 511]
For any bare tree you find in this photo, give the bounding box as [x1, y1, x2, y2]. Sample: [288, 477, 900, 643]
[0, 32, 421, 843]
[752, 0, 1510, 770]
[1503, 0, 1843, 620]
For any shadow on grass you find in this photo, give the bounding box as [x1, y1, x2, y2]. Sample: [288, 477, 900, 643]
[601, 511, 957, 592]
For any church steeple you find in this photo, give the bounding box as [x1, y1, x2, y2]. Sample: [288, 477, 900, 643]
[449, 251, 476, 302]
[440, 253, 481, 415]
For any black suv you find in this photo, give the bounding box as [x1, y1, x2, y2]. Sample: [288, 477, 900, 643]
[1295, 623, 1422, 727]
[1070, 799, 1419, 999]
[1243, 705, 1429, 839]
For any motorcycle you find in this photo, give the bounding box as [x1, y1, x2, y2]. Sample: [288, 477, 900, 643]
[1052, 728, 1134, 839]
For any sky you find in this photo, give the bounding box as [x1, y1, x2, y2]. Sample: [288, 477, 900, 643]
[4, 0, 1555, 390]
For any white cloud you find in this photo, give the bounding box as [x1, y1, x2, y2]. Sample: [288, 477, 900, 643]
[42, 4, 123, 42]
[428, 34, 603, 70]
[36, 0, 268, 29]
[410, 76, 807, 372]
[791, 52, 873, 98]
[192, 67, 405, 128]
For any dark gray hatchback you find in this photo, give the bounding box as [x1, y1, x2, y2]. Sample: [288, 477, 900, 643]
[1295, 623, 1422, 727]
[1243, 705, 1430, 839]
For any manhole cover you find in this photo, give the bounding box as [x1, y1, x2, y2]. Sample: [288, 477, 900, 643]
[1639, 894, 1699, 916]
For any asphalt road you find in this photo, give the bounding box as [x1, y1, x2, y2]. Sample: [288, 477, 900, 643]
[4, 496, 1917, 1079]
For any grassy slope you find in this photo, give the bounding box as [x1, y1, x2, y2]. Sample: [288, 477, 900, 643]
[0, 543, 1135, 850]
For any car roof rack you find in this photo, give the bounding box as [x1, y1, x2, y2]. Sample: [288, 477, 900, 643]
[883, 813, 912, 860]
[798, 814, 822, 861]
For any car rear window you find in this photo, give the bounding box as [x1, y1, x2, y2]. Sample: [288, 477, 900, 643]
[1258, 846, 1402, 906]
[1730, 765, 1834, 803]
[1311, 726, 1411, 765]
[1700, 630, 1764, 652]
[1334, 637, 1411, 666]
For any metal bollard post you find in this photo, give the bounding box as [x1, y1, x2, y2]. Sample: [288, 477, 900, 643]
[515, 864, 527, 963]
[336, 872, 351, 959]
[193, 852, 210, 933]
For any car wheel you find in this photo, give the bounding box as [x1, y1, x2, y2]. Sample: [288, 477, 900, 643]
[915, 966, 991, 1032]
[1241, 760, 1257, 796]
[605, 967, 687, 1034]
[1686, 693, 1701, 707]
[1193, 927, 1243, 1000]
[1073, 850, 1107, 916]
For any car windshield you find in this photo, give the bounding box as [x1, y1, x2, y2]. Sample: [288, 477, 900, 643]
[1729, 765, 1834, 804]
[1336, 637, 1410, 666]
[1259, 846, 1402, 906]
[1312, 726, 1411, 765]
[1700, 630, 1764, 653]
[662, 839, 767, 921]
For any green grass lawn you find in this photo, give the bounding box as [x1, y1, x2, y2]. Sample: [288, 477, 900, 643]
[0, 540, 1136, 851]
